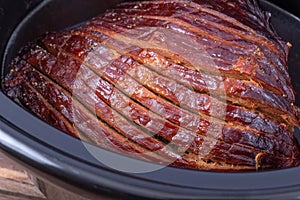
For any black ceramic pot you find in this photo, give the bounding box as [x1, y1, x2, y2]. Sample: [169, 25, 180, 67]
[1, 0, 300, 199]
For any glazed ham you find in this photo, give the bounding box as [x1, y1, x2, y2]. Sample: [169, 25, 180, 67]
[3, 0, 300, 171]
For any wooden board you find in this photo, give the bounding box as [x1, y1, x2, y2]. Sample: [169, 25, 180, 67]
[0, 151, 117, 200]
[0, 151, 46, 200]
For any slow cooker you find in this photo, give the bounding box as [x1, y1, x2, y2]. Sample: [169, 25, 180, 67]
[1, 0, 300, 199]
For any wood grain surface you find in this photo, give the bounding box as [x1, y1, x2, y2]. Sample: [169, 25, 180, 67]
[0, 151, 118, 200]
[0, 151, 46, 200]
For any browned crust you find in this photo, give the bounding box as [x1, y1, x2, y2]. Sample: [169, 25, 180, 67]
[3, 0, 300, 171]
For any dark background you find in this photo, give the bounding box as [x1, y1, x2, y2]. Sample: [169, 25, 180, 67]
[269, 0, 300, 17]
[0, 0, 41, 70]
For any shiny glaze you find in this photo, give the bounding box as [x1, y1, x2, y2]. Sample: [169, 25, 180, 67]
[3, 0, 300, 171]
[75, 19, 299, 126]
[84, 4, 294, 103]
[40, 33, 300, 160]
[4, 44, 299, 169]
[70, 29, 299, 127]
[5, 58, 192, 166]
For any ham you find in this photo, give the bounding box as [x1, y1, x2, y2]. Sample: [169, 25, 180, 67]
[3, 0, 300, 171]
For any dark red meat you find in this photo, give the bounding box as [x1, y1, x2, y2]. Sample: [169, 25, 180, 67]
[3, 0, 300, 171]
